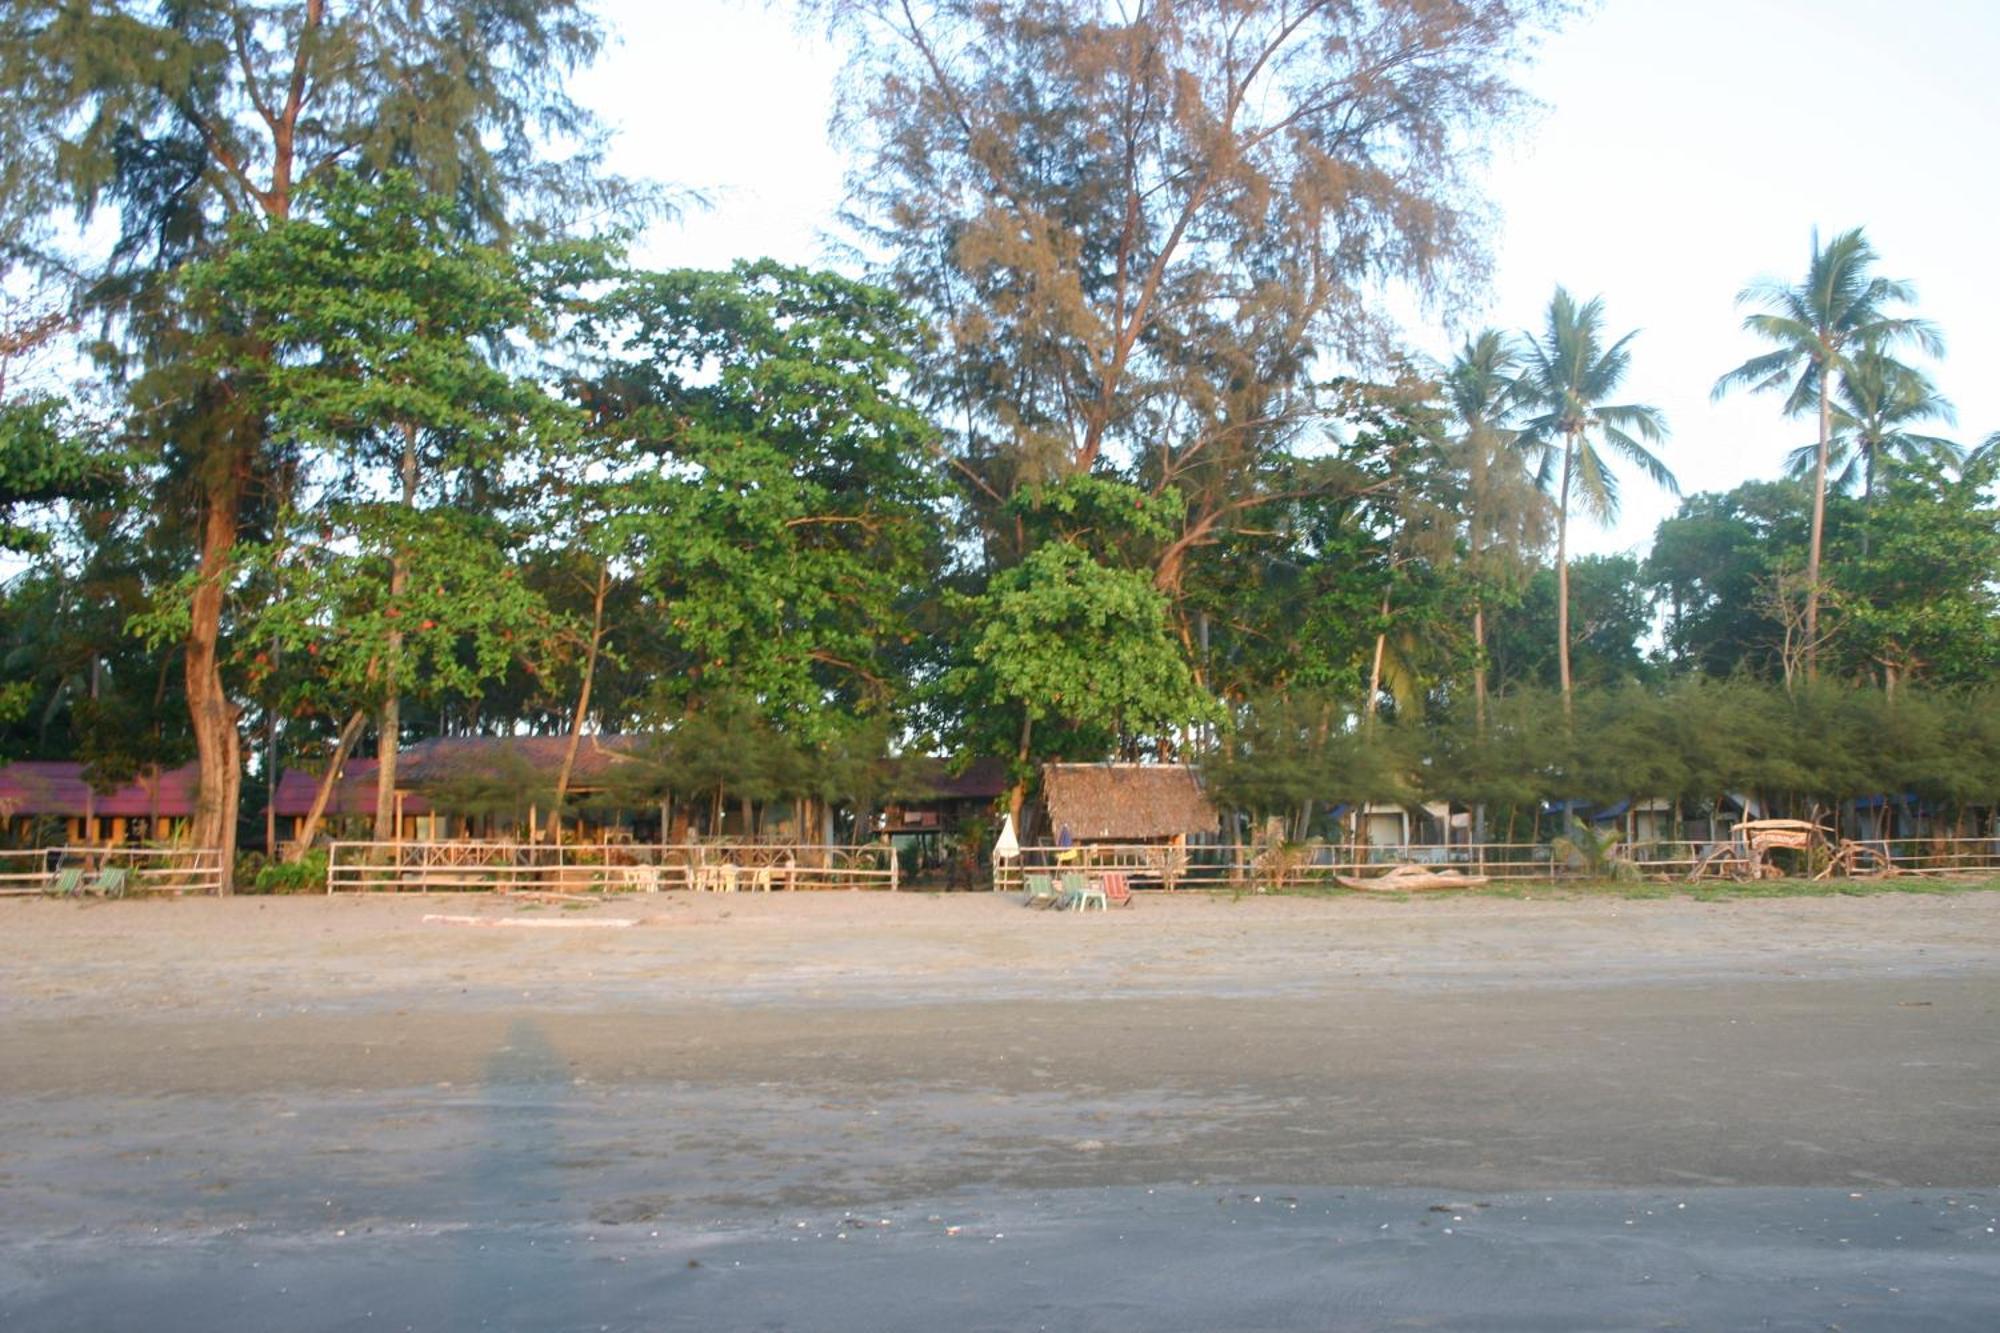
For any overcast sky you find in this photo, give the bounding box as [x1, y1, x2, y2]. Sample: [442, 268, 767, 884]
[583, 0, 2000, 558]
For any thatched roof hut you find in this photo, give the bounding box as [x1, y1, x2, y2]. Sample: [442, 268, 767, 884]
[1040, 763, 1219, 843]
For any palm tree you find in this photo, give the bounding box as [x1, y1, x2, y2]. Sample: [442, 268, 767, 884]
[1783, 346, 1959, 500]
[1713, 227, 1942, 676]
[1443, 329, 1549, 731]
[1515, 289, 1674, 712]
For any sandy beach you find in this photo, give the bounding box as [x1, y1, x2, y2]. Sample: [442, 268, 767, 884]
[3, 889, 1997, 1329]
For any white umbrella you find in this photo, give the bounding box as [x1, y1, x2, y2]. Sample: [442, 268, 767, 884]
[992, 813, 1021, 860]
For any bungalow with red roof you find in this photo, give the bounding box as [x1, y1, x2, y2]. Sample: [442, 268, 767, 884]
[0, 761, 200, 846]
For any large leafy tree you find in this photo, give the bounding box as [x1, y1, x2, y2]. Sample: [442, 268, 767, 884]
[172, 171, 586, 845]
[1646, 480, 1812, 681]
[0, 0, 629, 883]
[568, 262, 943, 811]
[806, 0, 1565, 697]
[1712, 227, 1942, 678]
[1514, 288, 1673, 710]
[1836, 455, 2000, 692]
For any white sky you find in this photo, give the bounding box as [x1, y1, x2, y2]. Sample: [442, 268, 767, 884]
[585, 0, 2000, 558]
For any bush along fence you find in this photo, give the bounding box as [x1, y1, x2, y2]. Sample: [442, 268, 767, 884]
[324, 841, 902, 893]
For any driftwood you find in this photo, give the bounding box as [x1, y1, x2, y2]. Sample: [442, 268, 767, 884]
[1687, 820, 1899, 883]
[422, 913, 637, 930]
[1336, 863, 1490, 892]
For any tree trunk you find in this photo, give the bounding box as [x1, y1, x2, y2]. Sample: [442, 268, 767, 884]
[290, 708, 369, 859]
[1366, 589, 1391, 722]
[1472, 599, 1488, 734]
[1556, 434, 1575, 715]
[373, 423, 420, 842]
[547, 562, 610, 844]
[1006, 709, 1033, 826]
[187, 461, 246, 891]
[264, 641, 281, 856]
[1803, 380, 1831, 680]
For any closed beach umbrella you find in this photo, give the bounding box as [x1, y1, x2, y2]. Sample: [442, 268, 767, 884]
[993, 814, 1020, 860]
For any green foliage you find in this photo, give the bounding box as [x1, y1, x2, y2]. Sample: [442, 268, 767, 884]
[577, 259, 945, 745]
[0, 397, 109, 554]
[1488, 556, 1658, 692]
[251, 848, 327, 895]
[946, 541, 1218, 757]
[1551, 824, 1637, 881]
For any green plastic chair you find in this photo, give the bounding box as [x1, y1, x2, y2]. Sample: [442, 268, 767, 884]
[1058, 870, 1090, 910]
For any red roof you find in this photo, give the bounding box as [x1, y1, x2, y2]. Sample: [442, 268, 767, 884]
[0, 761, 201, 819]
[269, 756, 436, 818]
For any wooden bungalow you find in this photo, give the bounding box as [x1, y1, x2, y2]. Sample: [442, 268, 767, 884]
[275, 737, 641, 845]
[878, 756, 1009, 836]
[0, 760, 199, 846]
[1037, 762, 1220, 847]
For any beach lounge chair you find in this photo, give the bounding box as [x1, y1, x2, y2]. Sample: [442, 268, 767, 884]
[48, 866, 84, 898]
[1100, 871, 1132, 908]
[1058, 870, 1099, 911]
[93, 866, 129, 898]
[1023, 871, 1058, 908]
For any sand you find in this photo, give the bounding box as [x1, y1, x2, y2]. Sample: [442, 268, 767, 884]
[2, 889, 1997, 1329]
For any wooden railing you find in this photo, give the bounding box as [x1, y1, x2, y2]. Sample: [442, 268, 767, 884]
[0, 846, 225, 897]
[325, 840, 902, 893]
[990, 837, 2000, 892]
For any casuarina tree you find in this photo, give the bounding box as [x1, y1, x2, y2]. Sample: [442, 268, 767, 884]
[0, 0, 635, 885]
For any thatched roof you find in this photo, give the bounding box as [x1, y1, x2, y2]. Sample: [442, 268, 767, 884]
[886, 755, 1010, 802]
[397, 735, 641, 789]
[1041, 763, 1218, 841]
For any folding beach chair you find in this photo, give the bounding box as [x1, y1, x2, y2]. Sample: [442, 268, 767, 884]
[1100, 871, 1133, 908]
[1058, 870, 1101, 911]
[1023, 871, 1058, 908]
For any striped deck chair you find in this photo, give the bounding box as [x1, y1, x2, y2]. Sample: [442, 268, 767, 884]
[1100, 871, 1133, 908]
[1023, 871, 1058, 908]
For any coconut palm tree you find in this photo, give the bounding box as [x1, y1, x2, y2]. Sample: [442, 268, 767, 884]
[1783, 345, 1959, 500]
[1713, 227, 1942, 677]
[1515, 289, 1674, 712]
[1443, 329, 1550, 730]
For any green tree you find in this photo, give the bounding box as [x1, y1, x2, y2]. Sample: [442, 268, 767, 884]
[559, 261, 943, 833]
[0, 0, 629, 883]
[1515, 289, 1674, 710]
[945, 538, 1219, 812]
[1646, 481, 1810, 680]
[1487, 555, 1656, 694]
[1836, 455, 2000, 691]
[1713, 227, 1942, 678]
